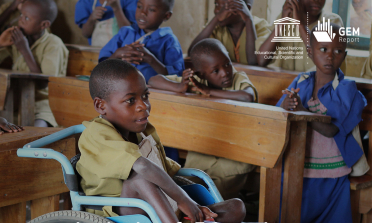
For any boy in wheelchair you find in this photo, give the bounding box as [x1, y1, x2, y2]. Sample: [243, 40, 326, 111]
[76, 59, 246, 223]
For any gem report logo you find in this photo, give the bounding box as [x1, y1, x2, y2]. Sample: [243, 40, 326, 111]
[314, 17, 360, 43]
[272, 17, 302, 42]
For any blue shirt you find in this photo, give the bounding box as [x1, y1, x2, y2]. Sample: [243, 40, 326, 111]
[99, 24, 184, 82]
[276, 69, 367, 168]
[75, 0, 137, 45]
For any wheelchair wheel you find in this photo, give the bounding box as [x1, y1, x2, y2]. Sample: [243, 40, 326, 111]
[30, 210, 114, 223]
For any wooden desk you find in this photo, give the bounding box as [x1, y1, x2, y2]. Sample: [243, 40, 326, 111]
[65, 44, 100, 77]
[0, 127, 76, 222]
[48, 76, 331, 223]
[0, 69, 49, 126]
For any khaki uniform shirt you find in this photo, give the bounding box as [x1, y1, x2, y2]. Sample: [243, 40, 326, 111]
[361, 23, 372, 79]
[166, 67, 258, 102]
[0, 30, 69, 126]
[269, 11, 344, 72]
[211, 16, 271, 65]
[77, 118, 181, 198]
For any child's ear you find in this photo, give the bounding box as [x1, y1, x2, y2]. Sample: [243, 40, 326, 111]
[93, 97, 107, 116]
[306, 45, 313, 60]
[41, 20, 51, 30]
[163, 11, 172, 22]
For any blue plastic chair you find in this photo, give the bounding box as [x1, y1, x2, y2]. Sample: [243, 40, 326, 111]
[17, 125, 223, 223]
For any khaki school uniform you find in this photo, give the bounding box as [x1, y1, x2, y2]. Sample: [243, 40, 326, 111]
[361, 23, 372, 79]
[168, 68, 258, 199]
[269, 11, 345, 72]
[77, 117, 181, 217]
[211, 16, 271, 65]
[0, 2, 20, 33]
[0, 30, 68, 126]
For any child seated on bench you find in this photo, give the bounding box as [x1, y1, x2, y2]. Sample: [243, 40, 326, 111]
[0, 0, 68, 127]
[188, 0, 270, 65]
[75, 0, 137, 47]
[277, 23, 367, 223]
[0, 117, 23, 134]
[76, 59, 246, 223]
[149, 38, 257, 103]
[98, 0, 184, 82]
[149, 38, 258, 200]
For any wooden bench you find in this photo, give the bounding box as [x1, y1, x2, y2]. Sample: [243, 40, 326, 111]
[65, 44, 100, 77]
[232, 64, 372, 223]
[48, 76, 331, 223]
[0, 127, 76, 222]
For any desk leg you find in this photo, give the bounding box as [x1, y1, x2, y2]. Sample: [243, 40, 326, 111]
[18, 79, 35, 126]
[0, 202, 26, 222]
[0, 83, 13, 123]
[259, 159, 282, 223]
[281, 121, 307, 223]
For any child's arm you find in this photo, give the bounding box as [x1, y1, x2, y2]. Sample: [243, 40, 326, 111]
[0, 117, 24, 134]
[229, 0, 257, 65]
[81, 6, 107, 38]
[137, 45, 168, 75]
[190, 77, 255, 102]
[148, 69, 193, 93]
[106, 0, 132, 27]
[187, 3, 231, 55]
[11, 27, 41, 73]
[280, 88, 339, 137]
[132, 157, 217, 222]
[0, 0, 22, 30]
[0, 27, 14, 47]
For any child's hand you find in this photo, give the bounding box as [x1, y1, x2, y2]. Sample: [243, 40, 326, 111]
[0, 27, 14, 47]
[0, 117, 24, 135]
[136, 45, 156, 65]
[282, 0, 293, 18]
[190, 76, 211, 96]
[286, 0, 301, 22]
[105, 0, 121, 9]
[280, 88, 305, 111]
[11, 27, 28, 52]
[178, 199, 204, 223]
[227, 0, 252, 21]
[177, 69, 193, 92]
[90, 6, 107, 21]
[216, 3, 232, 21]
[115, 42, 144, 65]
[198, 206, 218, 221]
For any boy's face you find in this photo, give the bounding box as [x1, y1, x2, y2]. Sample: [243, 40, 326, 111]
[301, 0, 325, 17]
[308, 32, 347, 76]
[102, 71, 151, 134]
[136, 0, 172, 33]
[18, 1, 44, 36]
[194, 49, 234, 89]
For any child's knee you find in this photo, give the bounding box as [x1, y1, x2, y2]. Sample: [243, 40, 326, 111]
[228, 198, 246, 219]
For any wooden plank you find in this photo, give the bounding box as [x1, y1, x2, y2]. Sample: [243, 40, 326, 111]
[0, 81, 13, 123]
[0, 202, 26, 223]
[360, 187, 372, 214]
[281, 121, 307, 223]
[351, 190, 361, 223]
[350, 175, 372, 190]
[368, 131, 372, 175]
[0, 71, 10, 111]
[0, 127, 76, 207]
[31, 195, 60, 219]
[66, 44, 99, 77]
[259, 164, 282, 223]
[18, 79, 35, 126]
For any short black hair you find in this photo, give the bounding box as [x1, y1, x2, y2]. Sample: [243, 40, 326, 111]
[190, 38, 229, 68]
[89, 59, 139, 100]
[28, 0, 58, 23]
[310, 23, 344, 47]
[163, 0, 175, 11]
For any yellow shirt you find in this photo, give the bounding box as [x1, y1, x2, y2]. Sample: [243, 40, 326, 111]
[77, 117, 181, 197]
[270, 11, 344, 72]
[0, 2, 20, 33]
[0, 30, 69, 126]
[166, 68, 258, 102]
[211, 16, 271, 65]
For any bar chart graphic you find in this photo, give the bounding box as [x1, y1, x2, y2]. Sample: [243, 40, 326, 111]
[313, 18, 336, 42]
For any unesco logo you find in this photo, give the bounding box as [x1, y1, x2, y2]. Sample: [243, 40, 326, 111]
[271, 17, 302, 43]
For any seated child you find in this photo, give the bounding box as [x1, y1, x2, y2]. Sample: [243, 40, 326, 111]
[75, 0, 138, 47]
[76, 59, 246, 223]
[0, 0, 69, 127]
[277, 23, 367, 223]
[0, 117, 24, 134]
[258, 0, 345, 72]
[149, 38, 257, 103]
[149, 38, 258, 200]
[188, 0, 270, 65]
[0, 0, 24, 34]
[98, 0, 184, 83]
